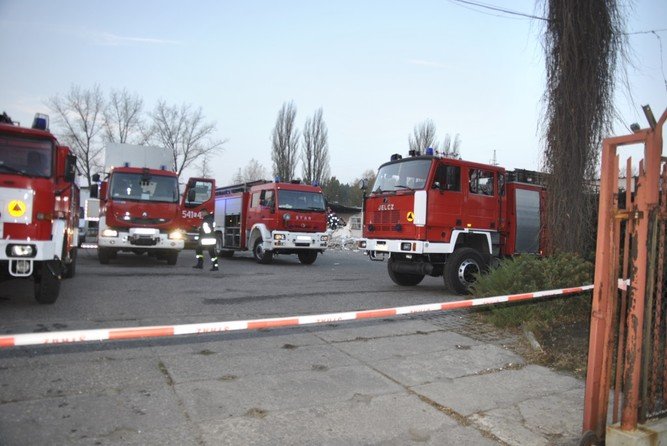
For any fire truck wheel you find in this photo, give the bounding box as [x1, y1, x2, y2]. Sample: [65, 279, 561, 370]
[444, 247, 485, 294]
[34, 262, 61, 305]
[63, 247, 77, 279]
[387, 257, 425, 286]
[219, 250, 235, 258]
[98, 247, 113, 264]
[253, 238, 273, 264]
[297, 250, 318, 265]
[165, 251, 178, 265]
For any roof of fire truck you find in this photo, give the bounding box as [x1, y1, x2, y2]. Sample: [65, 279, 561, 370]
[216, 179, 324, 196]
[0, 113, 58, 142]
[377, 153, 506, 174]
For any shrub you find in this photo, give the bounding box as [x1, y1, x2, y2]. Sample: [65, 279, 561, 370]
[471, 253, 594, 331]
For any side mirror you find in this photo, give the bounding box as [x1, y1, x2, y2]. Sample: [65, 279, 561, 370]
[64, 155, 77, 183]
[432, 181, 446, 191]
[92, 173, 100, 183]
[359, 179, 368, 191]
[187, 188, 196, 202]
[99, 182, 108, 201]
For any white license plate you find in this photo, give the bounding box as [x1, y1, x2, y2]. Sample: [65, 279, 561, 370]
[296, 236, 312, 242]
[132, 228, 158, 236]
[375, 243, 388, 251]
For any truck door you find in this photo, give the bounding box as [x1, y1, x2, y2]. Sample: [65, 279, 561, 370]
[182, 178, 215, 233]
[245, 189, 275, 230]
[465, 168, 501, 231]
[427, 163, 463, 243]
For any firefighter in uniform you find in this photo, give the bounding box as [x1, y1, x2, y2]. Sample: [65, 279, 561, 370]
[193, 209, 218, 271]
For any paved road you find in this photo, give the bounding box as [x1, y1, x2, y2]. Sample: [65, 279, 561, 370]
[0, 248, 586, 445]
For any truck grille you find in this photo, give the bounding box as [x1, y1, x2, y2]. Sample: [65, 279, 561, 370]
[129, 217, 171, 225]
[371, 210, 400, 231]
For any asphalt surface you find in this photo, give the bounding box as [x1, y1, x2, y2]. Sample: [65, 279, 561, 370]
[0, 247, 586, 445]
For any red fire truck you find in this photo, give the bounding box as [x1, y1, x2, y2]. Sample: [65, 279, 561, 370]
[198, 180, 329, 264]
[0, 112, 79, 304]
[359, 150, 546, 294]
[95, 143, 185, 264]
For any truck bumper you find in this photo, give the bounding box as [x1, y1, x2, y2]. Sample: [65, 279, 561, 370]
[0, 239, 58, 277]
[98, 229, 184, 251]
[269, 231, 328, 251]
[358, 238, 456, 256]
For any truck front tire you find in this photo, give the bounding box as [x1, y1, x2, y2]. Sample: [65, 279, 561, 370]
[253, 238, 273, 264]
[165, 251, 178, 265]
[297, 250, 318, 265]
[387, 256, 425, 286]
[98, 247, 114, 264]
[444, 247, 485, 294]
[34, 262, 61, 304]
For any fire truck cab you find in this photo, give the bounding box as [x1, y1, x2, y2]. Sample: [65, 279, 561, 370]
[95, 143, 185, 265]
[360, 150, 546, 294]
[0, 112, 79, 304]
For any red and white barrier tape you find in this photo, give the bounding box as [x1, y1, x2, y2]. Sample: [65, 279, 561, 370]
[0, 284, 594, 349]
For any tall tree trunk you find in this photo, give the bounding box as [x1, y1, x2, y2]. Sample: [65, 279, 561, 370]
[542, 0, 623, 255]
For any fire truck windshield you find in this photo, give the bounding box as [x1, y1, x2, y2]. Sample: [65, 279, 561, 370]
[277, 190, 326, 211]
[0, 135, 53, 178]
[372, 159, 432, 193]
[109, 172, 179, 203]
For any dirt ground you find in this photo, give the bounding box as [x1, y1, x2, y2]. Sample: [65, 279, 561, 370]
[510, 320, 591, 379]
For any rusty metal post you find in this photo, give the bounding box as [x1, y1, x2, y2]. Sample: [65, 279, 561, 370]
[583, 138, 620, 439]
[583, 109, 667, 440]
[612, 163, 634, 424]
[620, 109, 665, 430]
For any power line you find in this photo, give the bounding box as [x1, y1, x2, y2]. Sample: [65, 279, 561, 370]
[624, 28, 667, 35]
[446, 0, 549, 21]
[651, 31, 667, 93]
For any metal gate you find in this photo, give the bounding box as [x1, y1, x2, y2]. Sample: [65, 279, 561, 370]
[582, 106, 666, 444]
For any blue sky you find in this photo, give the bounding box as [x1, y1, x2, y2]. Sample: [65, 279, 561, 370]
[1, 0, 665, 186]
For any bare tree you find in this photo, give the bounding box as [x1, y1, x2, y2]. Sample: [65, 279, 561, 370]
[198, 154, 213, 178]
[47, 84, 105, 185]
[232, 158, 268, 183]
[149, 100, 225, 178]
[271, 101, 299, 181]
[301, 108, 330, 185]
[440, 133, 462, 159]
[542, 0, 623, 254]
[103, 88, 145, 144]
[408, 119, 439, 154]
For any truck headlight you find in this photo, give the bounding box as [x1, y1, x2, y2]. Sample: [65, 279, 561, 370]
[169, 230, 184, 240]
[101, 228, 118, 237]
[7, 244, 36, 257]
[320, 235, 329, 241]
[273, 233, 286, 240]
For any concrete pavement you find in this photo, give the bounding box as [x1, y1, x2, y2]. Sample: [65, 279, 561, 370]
[0, 315, 586, 445]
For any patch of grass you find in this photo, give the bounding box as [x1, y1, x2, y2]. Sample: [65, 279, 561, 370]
[471, 253, 594, 332]
[471, 253, 594, 377]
